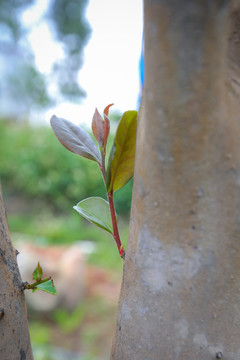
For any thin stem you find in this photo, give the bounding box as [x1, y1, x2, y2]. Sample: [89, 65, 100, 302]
[99, 152, 125, 258]
[24, 277, 51, 290]
[107, 191, 125, 258]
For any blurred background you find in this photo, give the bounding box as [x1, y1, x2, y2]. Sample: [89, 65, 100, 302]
[0, 0, 143, 359]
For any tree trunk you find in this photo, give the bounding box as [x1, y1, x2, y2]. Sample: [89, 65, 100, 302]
[111, 1, 240, 359]
[0, 184, 33, 360]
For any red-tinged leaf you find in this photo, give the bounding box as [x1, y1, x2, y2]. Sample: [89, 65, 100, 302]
[106, 110, 138, 192]
[92, 108, 104, 148]
[104, 103, 114, 118]
[103, 115, 110, 151]
[103, 104, 113, 149]
[50, 115, 101, 163]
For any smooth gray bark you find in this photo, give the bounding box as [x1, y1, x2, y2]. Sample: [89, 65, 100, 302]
[111, 1, 240, 359]
[0, 184, 33, 360]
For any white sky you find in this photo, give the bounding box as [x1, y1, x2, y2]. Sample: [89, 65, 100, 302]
[23, 0, 144, 126]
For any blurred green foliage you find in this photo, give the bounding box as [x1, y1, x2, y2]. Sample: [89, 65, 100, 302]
[30, 296, 115, 359]
[7, 64, 51, 108]
[0, 0, 91, 108]
[0, 0, 35, 41]
[54, 302, 87, 333]
[30, 322, 51, 345]
[0, 120, 132, 215]
[0, 119, 129, 358]
[0, 119, 131, 269]
[49, 0, 91, 99]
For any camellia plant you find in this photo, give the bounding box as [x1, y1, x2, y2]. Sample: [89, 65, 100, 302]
[50, 104, 138, 258]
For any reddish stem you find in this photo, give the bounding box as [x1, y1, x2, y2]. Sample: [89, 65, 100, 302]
[99, 153, 125, 258]
[107, 191, 125, 258]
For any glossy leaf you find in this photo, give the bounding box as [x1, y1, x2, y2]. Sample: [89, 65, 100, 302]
[92, 108, 104, 148]
[73, 197, 114, 234]
[33, 280, 57, 295]
[50, 115, 101, 162]
[106, 110, 137, 192]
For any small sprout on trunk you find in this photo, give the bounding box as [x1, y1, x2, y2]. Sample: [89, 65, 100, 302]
[22, 262, 57, 296]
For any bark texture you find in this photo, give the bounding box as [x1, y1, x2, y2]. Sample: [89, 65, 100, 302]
[111, 0, 240, 359]
[0, 184, 33, 360]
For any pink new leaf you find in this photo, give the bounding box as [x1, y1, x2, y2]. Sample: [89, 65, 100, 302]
[103, 104, 113, 151]
[92, 108, 104, 149]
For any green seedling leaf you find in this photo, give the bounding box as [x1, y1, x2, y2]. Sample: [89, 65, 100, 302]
[32, 262, 43, 281]
[33, 279, 57, 296]
[73, 196, 114, 233]
[106, 110, 137, 192]
[50, 115, 101, 162]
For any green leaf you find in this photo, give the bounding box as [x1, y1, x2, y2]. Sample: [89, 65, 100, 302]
[32, 262, 43, 281]
[106, 110, 137, 192]
[34, 280, 57, 296]
[50, 115, 101, 163]
[73, 197, 114, 234]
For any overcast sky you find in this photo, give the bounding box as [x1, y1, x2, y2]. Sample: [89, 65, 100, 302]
[23, 0, 144, 126]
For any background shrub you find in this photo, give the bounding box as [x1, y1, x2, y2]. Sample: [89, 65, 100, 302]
[0, 119, 132, 215]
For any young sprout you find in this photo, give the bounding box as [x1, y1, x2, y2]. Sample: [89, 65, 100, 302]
[50, 105, 137, 258]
